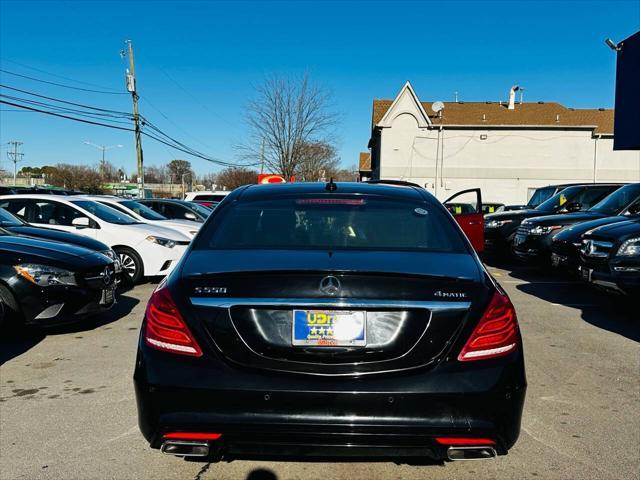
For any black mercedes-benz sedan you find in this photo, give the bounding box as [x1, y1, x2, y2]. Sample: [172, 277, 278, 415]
[483, 183, 622, 255]
[0, 207, 121, 272]
[513, 183, 640, 264]
[0, 230, 117, 328]
[134, 182, 526, 463]
[578, 219, 640, 296]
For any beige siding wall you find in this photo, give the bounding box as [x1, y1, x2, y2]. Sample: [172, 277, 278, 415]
[378, 119, 640, 204]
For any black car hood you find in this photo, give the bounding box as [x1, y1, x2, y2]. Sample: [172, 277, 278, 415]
[525, 211, 602, 227]
[553, 216, 635, 243]
[0, 235, 110, 268]
[182, 250, 482, 282]
[584, 218, 640, 241]
[6, 225, 109, 251]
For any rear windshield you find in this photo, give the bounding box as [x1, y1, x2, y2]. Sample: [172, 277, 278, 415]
[196, 196, 467, 253]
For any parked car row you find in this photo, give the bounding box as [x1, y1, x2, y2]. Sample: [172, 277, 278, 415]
[0, 193, 218, 329]
[484, 182, 640, 297]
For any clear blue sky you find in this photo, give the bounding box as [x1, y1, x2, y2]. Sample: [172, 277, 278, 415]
[1, 0, 638, 176]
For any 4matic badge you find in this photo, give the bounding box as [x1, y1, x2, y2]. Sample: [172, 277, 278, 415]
[434, 290, 467, 299]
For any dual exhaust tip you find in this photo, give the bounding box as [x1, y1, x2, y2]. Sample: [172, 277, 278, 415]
[161, 440, 210, 457]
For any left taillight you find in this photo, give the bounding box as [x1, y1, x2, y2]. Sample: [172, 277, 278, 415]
[144, 286, 202, 357]
[458, 290, 519, 362]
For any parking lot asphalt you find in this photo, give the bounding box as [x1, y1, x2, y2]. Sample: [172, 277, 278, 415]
[1, 261, 638, 480]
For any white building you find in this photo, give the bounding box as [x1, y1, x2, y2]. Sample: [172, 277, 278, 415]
[362, 82, 640, 204]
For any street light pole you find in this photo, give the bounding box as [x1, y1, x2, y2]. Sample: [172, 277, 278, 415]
[84, 142, 123, 179]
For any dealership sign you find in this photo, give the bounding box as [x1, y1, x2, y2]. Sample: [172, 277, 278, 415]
[257, 174, 296, 184]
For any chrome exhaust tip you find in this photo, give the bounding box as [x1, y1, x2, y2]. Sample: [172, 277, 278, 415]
[160, 440, 210, 457]
[447, 446, 497, 461]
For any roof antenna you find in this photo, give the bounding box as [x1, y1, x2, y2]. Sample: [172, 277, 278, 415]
[326, 177, 337, 192]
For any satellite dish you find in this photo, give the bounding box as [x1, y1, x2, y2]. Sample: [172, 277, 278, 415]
[431, 101, 445, 113]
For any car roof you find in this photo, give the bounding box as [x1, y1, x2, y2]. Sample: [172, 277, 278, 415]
[236, 182, 428, 202]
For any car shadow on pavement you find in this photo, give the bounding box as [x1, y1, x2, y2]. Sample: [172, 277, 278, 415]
[0, 292, 140, 365]
[483, 256, 640, 343]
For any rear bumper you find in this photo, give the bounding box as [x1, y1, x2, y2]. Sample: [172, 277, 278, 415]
[134, 344, 526, 460]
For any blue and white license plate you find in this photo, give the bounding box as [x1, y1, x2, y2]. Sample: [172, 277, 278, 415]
[292, 310, 366, 346]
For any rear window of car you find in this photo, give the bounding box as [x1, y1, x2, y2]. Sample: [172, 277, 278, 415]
[195, 196, 467, 253]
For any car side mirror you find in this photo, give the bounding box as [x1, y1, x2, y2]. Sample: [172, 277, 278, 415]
[184, 212, 197, 221]
[565, 202, 582, 213]
[72, 217, 90, 228]
[627, 203, 640, 215]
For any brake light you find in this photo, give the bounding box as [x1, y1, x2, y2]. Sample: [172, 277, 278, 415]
[144, 286, 202, 357]
[435, 437, 496, 446]
[458, 291, 519, 362]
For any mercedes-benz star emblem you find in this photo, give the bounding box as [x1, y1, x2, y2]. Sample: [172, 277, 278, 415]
[102, 266, 112, 285]
[319, 276, 341, 296]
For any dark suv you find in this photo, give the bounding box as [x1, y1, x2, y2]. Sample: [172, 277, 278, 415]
[134, 182, 526, 463]
[484, 184, 623, 255]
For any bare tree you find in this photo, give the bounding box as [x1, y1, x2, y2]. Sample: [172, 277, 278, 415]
[46, 164, 104, 193]
[297, 141, 340, 181]
[215, 167, 259, 190]
[242, 74, 338, 178]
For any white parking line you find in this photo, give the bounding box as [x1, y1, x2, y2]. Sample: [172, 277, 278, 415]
[501, 280, 579, 285]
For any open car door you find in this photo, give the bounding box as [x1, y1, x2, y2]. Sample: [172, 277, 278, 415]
[444, 188, 484, 253]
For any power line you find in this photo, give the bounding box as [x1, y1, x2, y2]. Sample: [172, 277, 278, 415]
[1, 59, 125, 92]
[0, 84, 132, 116]
[0, 68, 128, 95]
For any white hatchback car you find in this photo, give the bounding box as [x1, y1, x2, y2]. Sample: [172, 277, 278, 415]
[80, 195, 200, 239]
[0, 194, 190, 284]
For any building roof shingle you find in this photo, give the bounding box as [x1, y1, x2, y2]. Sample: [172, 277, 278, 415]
[372, 100, 613, 134]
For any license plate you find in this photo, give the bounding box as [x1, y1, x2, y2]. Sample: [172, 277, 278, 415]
[100, 287, 115, 305]
[580, 267, 593, 282]
[550, 253, 565, 267]
[292, 310, 366, 346]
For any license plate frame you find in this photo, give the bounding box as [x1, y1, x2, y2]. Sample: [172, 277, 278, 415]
[292, 310, 366, 347]
[99, 287, 115, 305]
[580, 267, 593, 282]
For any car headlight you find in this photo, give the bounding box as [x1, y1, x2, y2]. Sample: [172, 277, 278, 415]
[101, 249, 122, 272]
[485, 219, 512, 228]
[146, 236, 176, 248]
[14, 264, 77, 287]
[616, 237, 640, 257]
[529, 225, 562, 235]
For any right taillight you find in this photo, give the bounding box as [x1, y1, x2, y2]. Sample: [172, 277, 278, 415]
[144, 286, 202, 357]
[458, 290, 519, 362]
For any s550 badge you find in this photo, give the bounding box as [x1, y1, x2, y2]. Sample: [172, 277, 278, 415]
[434, 290, 467, 299]
[194, 287, 227, 295]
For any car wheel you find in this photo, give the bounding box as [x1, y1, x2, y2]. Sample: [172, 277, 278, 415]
[115, 247, 144, 285]
[0, 284, 22, 329]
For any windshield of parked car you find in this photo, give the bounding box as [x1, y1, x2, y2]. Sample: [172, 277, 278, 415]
[535, 186, 583, 212]
[526, 186, 556, 207]
[0, 207, 25, 226]
[119, 200, 167, 220]
[589, 184, 640, 215]
[197, 196, 467, 253]
[70, 200, 139, 225]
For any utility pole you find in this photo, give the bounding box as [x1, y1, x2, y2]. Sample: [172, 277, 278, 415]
[124, 40, 145, 197]
[7, 141, 24, 186]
